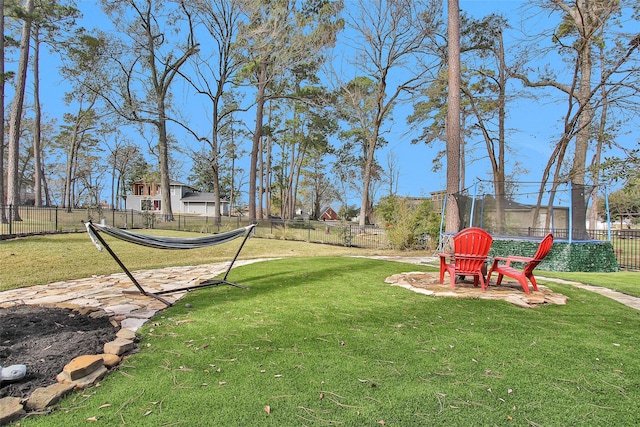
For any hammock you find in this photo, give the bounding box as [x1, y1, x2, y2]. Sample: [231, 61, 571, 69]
[85, 221, 256, 305]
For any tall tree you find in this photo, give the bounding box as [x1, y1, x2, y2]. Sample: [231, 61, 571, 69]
[299, 141, 336, 219]
[460, 13, 512, 232]
[237, 0, 342, 221]
[278, 81, 335, 220]
[0, 0, 7, 222]
[510, 1, 640, 238]
[445, 0, 461, 232]
[58, 29, 110, 211]
[340, 0, 441, 226]
[408, 13, 515, 232]
[56, 98, 99, 210]
[6, 0, 35, 220]
[105, 131, 140, 210]
[98, 0, 199, 221]
[335, 76, 385, 224]
[29, 0, 79, 206]
[179, 0, 244, 220]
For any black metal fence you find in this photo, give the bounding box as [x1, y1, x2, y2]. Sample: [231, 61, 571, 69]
[2, 205, 638, 270]
[0, 205, 389, 249]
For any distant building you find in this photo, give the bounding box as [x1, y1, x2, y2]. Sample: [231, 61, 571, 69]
[125, 181, 230, 216]
[429, 190, 447, 213]
[319, 206, 339, 221]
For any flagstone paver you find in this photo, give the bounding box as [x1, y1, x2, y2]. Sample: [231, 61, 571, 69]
[0, 259, 274, 331]
[384, 271, 566, 307]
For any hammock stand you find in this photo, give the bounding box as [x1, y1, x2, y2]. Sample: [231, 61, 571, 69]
[85, 221, 256, 306]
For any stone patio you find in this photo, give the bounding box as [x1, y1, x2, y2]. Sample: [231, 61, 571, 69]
[385, 271, 568, 308]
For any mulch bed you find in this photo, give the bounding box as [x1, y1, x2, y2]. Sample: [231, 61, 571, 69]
[0, 305, 118, 400]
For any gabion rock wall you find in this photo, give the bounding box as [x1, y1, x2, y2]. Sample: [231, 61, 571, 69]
[489, 239, 618, 272]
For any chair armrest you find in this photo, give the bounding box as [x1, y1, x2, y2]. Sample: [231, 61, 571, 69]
[505, 255, 534, 263]
[491, 255, 533, 268]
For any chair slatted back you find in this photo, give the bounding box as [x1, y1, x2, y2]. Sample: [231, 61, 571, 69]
[453, 227, 493, 275]
[523, 233, 554, 275]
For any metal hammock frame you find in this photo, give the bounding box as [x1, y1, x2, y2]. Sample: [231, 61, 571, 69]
[85, 221, 256, 306]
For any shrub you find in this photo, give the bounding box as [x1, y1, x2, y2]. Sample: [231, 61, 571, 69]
[376, 196, 440, 250]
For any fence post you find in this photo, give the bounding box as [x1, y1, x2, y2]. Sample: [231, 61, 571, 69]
[605, 186, 611, 242]
[55, 206, 59, 231]
[568, 181, 573, 244]
[8, 205, 12, 235]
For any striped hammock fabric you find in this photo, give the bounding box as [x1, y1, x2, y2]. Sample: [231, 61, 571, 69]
[85, 222, 255, 250]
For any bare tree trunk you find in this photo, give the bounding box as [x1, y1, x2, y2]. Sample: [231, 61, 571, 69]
[445, 0, 461, 232]
[63, 121, 82, 211]
[0, 0, 7, 223]
[157, 101, 173, 221]
[589, 37, 609, 230]
[495, 29, 507, 234]
[569, 40, 593, 240]
[211, 92, 221, 220]
[42, 164, 51, 206]
[291, 142, 308, 220]
[359, 132, 378, 227]
[459, 114, 466, 192]
[7, 0, 35, 221]
[264, 136, 271, 217]
[249, 62, 267, 222]
[32, 27, 43, 206]
[258, 135, 264, 218]
[284, 137, 296, 220]
[264, 107, 273, 218]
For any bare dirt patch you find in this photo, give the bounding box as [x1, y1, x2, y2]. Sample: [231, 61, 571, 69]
[0, 305, 117, 399]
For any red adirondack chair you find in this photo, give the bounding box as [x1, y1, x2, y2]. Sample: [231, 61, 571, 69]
[486, 233, 554, 294]
[439, 227, 493, 291]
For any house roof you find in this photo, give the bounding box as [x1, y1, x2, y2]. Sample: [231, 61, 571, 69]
[170, 180, 195, 189]
[181, 192, 229, 203]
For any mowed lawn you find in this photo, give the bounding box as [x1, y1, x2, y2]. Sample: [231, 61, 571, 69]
[11, 254, 640, 427]
[0, 231, 393, 292]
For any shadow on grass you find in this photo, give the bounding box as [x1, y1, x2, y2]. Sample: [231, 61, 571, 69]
[177, 257, 412, 310]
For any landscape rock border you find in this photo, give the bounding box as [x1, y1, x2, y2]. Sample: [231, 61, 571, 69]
[0, 306, 138, 426]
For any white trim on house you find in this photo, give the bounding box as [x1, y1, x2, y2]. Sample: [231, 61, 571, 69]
[125, 181, 230, 215]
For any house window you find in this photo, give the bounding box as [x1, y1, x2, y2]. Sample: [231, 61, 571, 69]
[141, 200, 152, 210]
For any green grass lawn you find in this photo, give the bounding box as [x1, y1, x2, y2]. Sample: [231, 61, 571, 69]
[0, 232, 394, 292]
[538, 270, 640, 298]
[3, 233, 640, 425]
[12, 257, 640, 426]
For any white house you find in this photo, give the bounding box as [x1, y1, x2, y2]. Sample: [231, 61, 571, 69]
[125, 181, 230, 216]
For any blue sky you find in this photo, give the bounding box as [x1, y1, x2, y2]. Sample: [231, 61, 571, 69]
[352, 0, 557, 198]
[26, 1, 638, 206]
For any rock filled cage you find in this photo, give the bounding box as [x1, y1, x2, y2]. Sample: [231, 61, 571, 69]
[438, 180, 618, 272]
